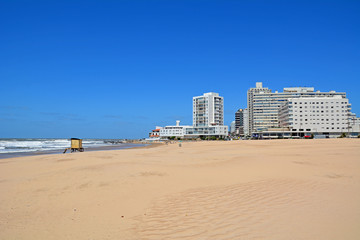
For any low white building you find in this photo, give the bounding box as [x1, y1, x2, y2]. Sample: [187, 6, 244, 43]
[159, 120, 228, 139]
[160, 121, 191, 138]
[185, 125, 228, 137]
[278, 96, 353, 137]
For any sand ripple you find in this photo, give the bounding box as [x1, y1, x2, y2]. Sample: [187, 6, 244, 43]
[130, 179, 325, 240]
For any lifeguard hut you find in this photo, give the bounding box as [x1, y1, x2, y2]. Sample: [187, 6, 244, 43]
[63, 138, 84, 153]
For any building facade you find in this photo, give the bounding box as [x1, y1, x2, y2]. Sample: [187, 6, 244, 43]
[193, 92, 224, 127]
[159, 121, 228, 139]
[243, 108, 249, 136]
[185, 125, 228, 137]
[247, 82, 346, 135]
[348, 113, 360, 133]
[230, 121, 236, 135]
[247, 82, 271, 134]
[235, 109, 244, 136]
[159, 121, 191, 138]
[279, 96, 351, 133]
[149, 127, 162, 138]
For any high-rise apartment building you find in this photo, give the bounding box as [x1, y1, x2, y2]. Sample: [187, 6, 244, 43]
[247, 82, 346, 135]
[235, 109, 244, 136]
[230, 121, 236, 135]
[193, 92, 224, 127]
[247, 82, 271, 134]
[235, 109, 244, 129]
[243, 108, 249, 136]
[278, 96, 351, 133]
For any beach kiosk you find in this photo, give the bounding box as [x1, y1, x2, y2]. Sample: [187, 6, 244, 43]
[63, 138, 84, 153]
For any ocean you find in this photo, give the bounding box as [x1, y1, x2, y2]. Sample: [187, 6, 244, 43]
[0, 138, 146, 159]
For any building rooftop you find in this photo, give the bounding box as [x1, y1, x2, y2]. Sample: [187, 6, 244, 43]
[287, 95, 344, 100]
[283, 87, 315, 93]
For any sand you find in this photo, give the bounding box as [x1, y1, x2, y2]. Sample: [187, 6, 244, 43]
[0, 139, 359, 239]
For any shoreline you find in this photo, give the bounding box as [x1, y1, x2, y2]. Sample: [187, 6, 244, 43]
[0, 138, 355, 160]
[0, 142, 162, 160]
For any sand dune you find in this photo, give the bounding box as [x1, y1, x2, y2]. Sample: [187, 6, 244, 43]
[0, 139, 359, 239]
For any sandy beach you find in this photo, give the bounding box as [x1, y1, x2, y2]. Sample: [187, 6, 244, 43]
[0, 139, 359, 239]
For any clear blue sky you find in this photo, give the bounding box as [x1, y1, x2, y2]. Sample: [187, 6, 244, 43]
[1, 0, 359, 139]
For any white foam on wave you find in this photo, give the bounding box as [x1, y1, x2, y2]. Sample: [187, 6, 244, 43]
[0, 139, 120, 154]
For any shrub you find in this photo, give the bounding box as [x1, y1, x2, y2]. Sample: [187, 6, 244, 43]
[339, 133, 347, 138]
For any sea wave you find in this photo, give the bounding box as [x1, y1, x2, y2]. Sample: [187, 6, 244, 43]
[0, 139, 118, 154]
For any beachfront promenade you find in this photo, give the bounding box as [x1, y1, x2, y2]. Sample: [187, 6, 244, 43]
[0, 139, 359, 239]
